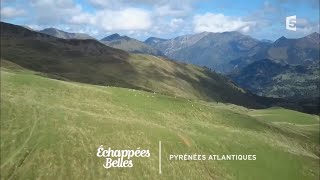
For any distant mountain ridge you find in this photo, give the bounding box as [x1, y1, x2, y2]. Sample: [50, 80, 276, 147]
[267, 32, 320, 65]
[145, 31, 320, 73]
[39, 28, 95, 40]
[1, 21, 319, 113]
[144, 37, 167, 46]
[101, 33, 131, 41]
[101, 33, 163, 56]
[145, 31, 270, 73]
[145, 31, 319, 99]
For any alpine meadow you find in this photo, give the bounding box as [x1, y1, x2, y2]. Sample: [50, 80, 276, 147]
[0, 0, 320, 179]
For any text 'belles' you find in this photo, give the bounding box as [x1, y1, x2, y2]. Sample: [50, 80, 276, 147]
[96, 146, 150, 169]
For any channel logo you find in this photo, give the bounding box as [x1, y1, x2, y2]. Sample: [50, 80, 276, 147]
[286, 15, 297, 31]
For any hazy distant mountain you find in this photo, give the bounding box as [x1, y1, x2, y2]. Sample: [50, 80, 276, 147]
[101, 33, 124, 41]
[39, 28, 95, 40]
[101, 34, 163, 56]
[144, 37, 167, 46]
[266, 32, 320, 65]
[229, 59, 320, 98]
[145, 31, 270, 73]
[229, 34, 319, 74]
[144, 32, 210, 57]
[146, 32, 320, 73]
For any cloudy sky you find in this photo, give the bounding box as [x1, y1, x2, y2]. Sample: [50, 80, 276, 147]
[1, 0, 319, 41]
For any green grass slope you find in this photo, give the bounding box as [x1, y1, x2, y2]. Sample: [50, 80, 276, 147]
[249, 107, 320, 143]
[1, 67, 319, 180]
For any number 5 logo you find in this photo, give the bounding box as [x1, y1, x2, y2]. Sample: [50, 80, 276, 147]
[286, 15, 296, 31]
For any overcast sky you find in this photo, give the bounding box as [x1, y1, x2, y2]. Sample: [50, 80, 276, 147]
[1, 0, 319, 41]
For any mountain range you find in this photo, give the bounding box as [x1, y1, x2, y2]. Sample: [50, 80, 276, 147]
[145, 31, 271, 73]
[100, 33, 163, 56]
[27, 26, 320, 76]
[145, 31, 320, 74]
[1, 21, 274, 109]
[230, 32, 320, 70]
[37, 28, 162, 56]
[1, 21, 319, 112]
[145, 31, 319, 98]
[33, 27, 320, 85]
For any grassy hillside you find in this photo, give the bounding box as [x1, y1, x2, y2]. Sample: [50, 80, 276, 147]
[1, 66, 319, 180]
[249, 107, 320, 143]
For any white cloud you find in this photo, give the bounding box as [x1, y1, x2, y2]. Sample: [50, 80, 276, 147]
[295, 18, 320, 35]
[0, 7, 26, 19]
[193, 13, 256, 33]
[1, 0, 195, 39]
[70, 13, 95, 25]
[142, 17, 189, 37]
[88, 0, 193, 10]
[169, 18, 184, 31]
[98, 8, 152, 31]
[297, 24, 320, 35]
[70, 8, 152, 31]
[154, 4, 191, 17]
[29, 0, 82, 24]
[89, 0, 193, 18]
[296, 18, 309, 26]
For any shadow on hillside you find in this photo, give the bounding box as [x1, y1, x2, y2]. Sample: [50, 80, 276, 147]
[0, 22, 149, 91]
[1, 22, 319, 114]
